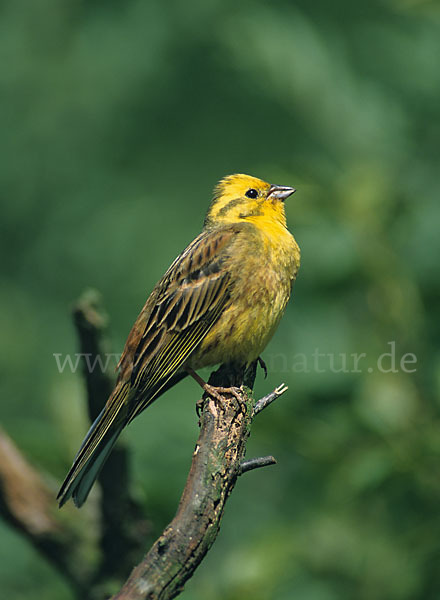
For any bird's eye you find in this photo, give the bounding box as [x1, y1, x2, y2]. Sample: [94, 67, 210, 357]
[245, 188, 258, 199]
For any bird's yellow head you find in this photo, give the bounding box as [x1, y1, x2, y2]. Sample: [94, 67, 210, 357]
[204, 174, 295, 230]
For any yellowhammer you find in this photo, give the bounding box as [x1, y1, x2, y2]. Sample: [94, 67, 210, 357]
[58, 174, 300, 507]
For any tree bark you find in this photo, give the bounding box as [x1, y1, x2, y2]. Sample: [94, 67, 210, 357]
[113, 363, 285, 600]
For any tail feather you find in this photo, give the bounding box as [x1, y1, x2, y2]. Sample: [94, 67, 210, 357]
[57, 382, 130, 508]
[57, 371, 189, 508]
[58, 423, 122, 507]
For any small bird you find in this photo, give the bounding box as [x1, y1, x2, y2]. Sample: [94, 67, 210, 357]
[58, 174, 300, 507]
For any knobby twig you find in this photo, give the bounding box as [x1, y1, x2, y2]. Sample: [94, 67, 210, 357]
[112, 363, 288, 600]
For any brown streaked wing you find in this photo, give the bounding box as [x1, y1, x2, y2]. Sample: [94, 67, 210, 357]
[117, 226, 242, 423]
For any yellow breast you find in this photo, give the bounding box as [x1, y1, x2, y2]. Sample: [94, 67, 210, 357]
[190, 221, 300, 368]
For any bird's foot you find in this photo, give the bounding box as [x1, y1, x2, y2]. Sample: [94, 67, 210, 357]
[195, 384, 244, 416]
[203, 383, 242, 403]
[187, 367, 245, 415]
[203, 383, 246, 415]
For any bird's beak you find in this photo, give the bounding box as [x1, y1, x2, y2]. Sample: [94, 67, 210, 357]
[267, 184, 296, 201]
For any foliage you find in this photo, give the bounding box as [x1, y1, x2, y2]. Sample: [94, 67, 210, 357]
[1, 1, 439, 598]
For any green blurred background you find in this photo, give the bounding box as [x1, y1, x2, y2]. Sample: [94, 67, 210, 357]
[1, 1, 440, 598]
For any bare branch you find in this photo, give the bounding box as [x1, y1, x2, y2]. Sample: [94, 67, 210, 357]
[112, 363, 259, 600]
[111, 357, 288, 600]
[252, 383, 288, 416]
[239, 455, 277, 475]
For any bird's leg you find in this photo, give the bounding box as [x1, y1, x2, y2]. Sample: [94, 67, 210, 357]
[257, 356, 268, 379]
[186, 367, 243, 405]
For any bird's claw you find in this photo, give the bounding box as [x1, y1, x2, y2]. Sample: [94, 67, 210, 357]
[203, 384, 246, 415]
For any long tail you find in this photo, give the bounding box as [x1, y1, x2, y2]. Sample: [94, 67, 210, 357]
[57, 371, 189, 508]
[57, 382, 130, 508]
